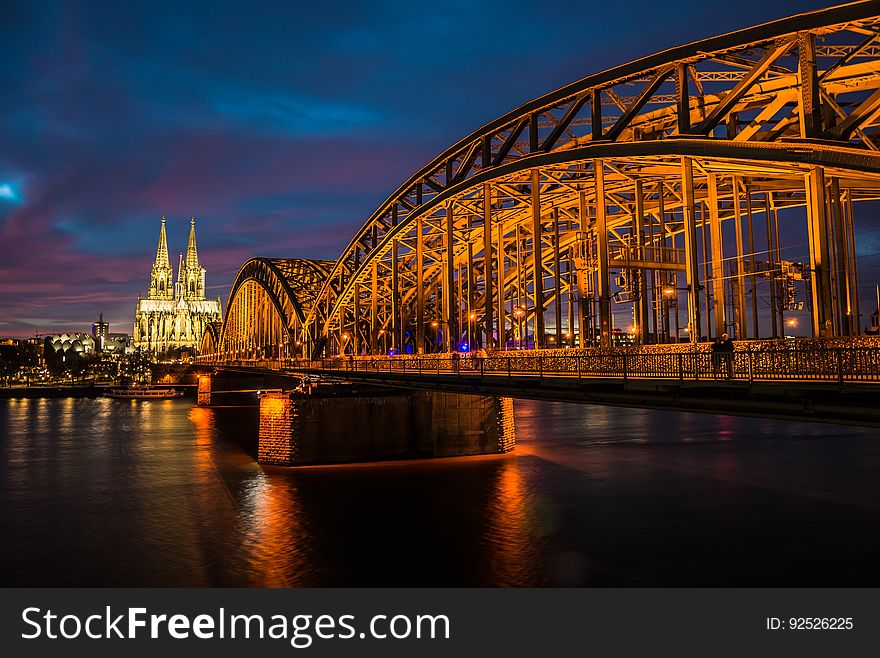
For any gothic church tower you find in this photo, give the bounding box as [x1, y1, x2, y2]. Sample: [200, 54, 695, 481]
[179, 218, 207, 301]
[147, 217, 174, 301]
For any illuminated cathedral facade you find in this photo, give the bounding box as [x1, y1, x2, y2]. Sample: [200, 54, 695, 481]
[134, 218, 222, 353]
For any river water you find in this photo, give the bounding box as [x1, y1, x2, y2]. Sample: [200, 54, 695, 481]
[0, 396, 877, 587]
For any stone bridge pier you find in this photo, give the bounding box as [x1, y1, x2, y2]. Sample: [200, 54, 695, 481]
[258, 388, 515, 466]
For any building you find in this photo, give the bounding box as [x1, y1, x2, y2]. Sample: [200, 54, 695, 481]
[45, 333, 96, 355]
[92, 312, 109, 351]
[104, 332, 133, 355]
[134, 218, 222, 354]
[91, 312, 133, 354]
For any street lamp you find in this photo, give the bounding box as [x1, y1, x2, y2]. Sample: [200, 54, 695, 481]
[429, 321, 440, 353]
[663, 286, 684, 342]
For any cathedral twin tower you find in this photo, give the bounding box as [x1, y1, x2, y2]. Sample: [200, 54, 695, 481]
[134, 218, 222, 353]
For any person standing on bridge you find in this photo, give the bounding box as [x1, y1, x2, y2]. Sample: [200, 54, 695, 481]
[720, 333, 735, 380]
[711, 338, 723, 379]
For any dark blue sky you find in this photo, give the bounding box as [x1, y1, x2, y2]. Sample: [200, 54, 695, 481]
[0, 0, 849, 335]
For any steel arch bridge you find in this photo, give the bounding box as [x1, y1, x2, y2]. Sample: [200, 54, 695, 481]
[204, 2, 880, 363]
[207, 257, 333, 359]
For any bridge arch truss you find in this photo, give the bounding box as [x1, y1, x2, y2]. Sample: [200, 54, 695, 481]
[206, 2, 880, 359]
[212, 258, 333, 359]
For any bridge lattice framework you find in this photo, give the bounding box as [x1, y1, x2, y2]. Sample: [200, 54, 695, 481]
[202, 2, 880, 362]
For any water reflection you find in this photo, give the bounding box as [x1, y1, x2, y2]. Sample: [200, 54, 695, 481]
[0, 397, 878, 586]
[482, 456, 539, 586]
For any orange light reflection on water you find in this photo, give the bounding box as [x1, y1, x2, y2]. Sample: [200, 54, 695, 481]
[188, 405, 308, 587]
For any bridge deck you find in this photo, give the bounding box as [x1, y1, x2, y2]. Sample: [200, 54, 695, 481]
[204, 345, 880, 385]
[198, 346, 880, 425]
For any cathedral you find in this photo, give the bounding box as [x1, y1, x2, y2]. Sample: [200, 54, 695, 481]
[134, 218, 222, 354]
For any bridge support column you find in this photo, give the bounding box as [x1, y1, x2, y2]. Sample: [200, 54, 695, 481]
[805, 167, 835, 337]
[443, 203, 456, 352]
[531, 169, 545, 348]
[483, 183, 494, 348]
[417, 215, 425, 353]
[258, 389, 515, 466]
[681, 157, 702, 342]
[731, 177, 748, 339]
[634, 179, 650, 345]
[707, 173, 726, 337]
[595, 161, 612, 347]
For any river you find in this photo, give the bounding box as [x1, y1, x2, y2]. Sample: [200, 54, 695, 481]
[0, 396, 877, 586]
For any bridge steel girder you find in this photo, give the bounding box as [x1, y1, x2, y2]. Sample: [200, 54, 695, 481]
[200, 3, 880, 360]
[212, 258, 332, 360]
[311, 139, 880, 353]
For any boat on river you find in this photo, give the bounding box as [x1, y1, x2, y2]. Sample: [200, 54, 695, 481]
[105, 387, 184, 399]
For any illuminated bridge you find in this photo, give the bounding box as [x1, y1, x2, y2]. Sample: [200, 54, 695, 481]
[198, 2, 880, 422]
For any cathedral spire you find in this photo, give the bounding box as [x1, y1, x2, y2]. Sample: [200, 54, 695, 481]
[186, 217, 200, 268]
[148, 217, 174, 301]
[155, 216, 170, 268]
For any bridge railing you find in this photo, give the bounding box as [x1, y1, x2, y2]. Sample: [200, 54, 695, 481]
[277, 345, 880, 385]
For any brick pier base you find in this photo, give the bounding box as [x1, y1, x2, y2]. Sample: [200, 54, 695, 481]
[258, 390, 515, 466]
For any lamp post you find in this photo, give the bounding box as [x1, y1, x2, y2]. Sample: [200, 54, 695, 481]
[430, 321, 439, 353]
[663, 285, 689, 343]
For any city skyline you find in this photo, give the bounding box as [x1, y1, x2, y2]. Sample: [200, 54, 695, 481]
[2, 0, 874, 337]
